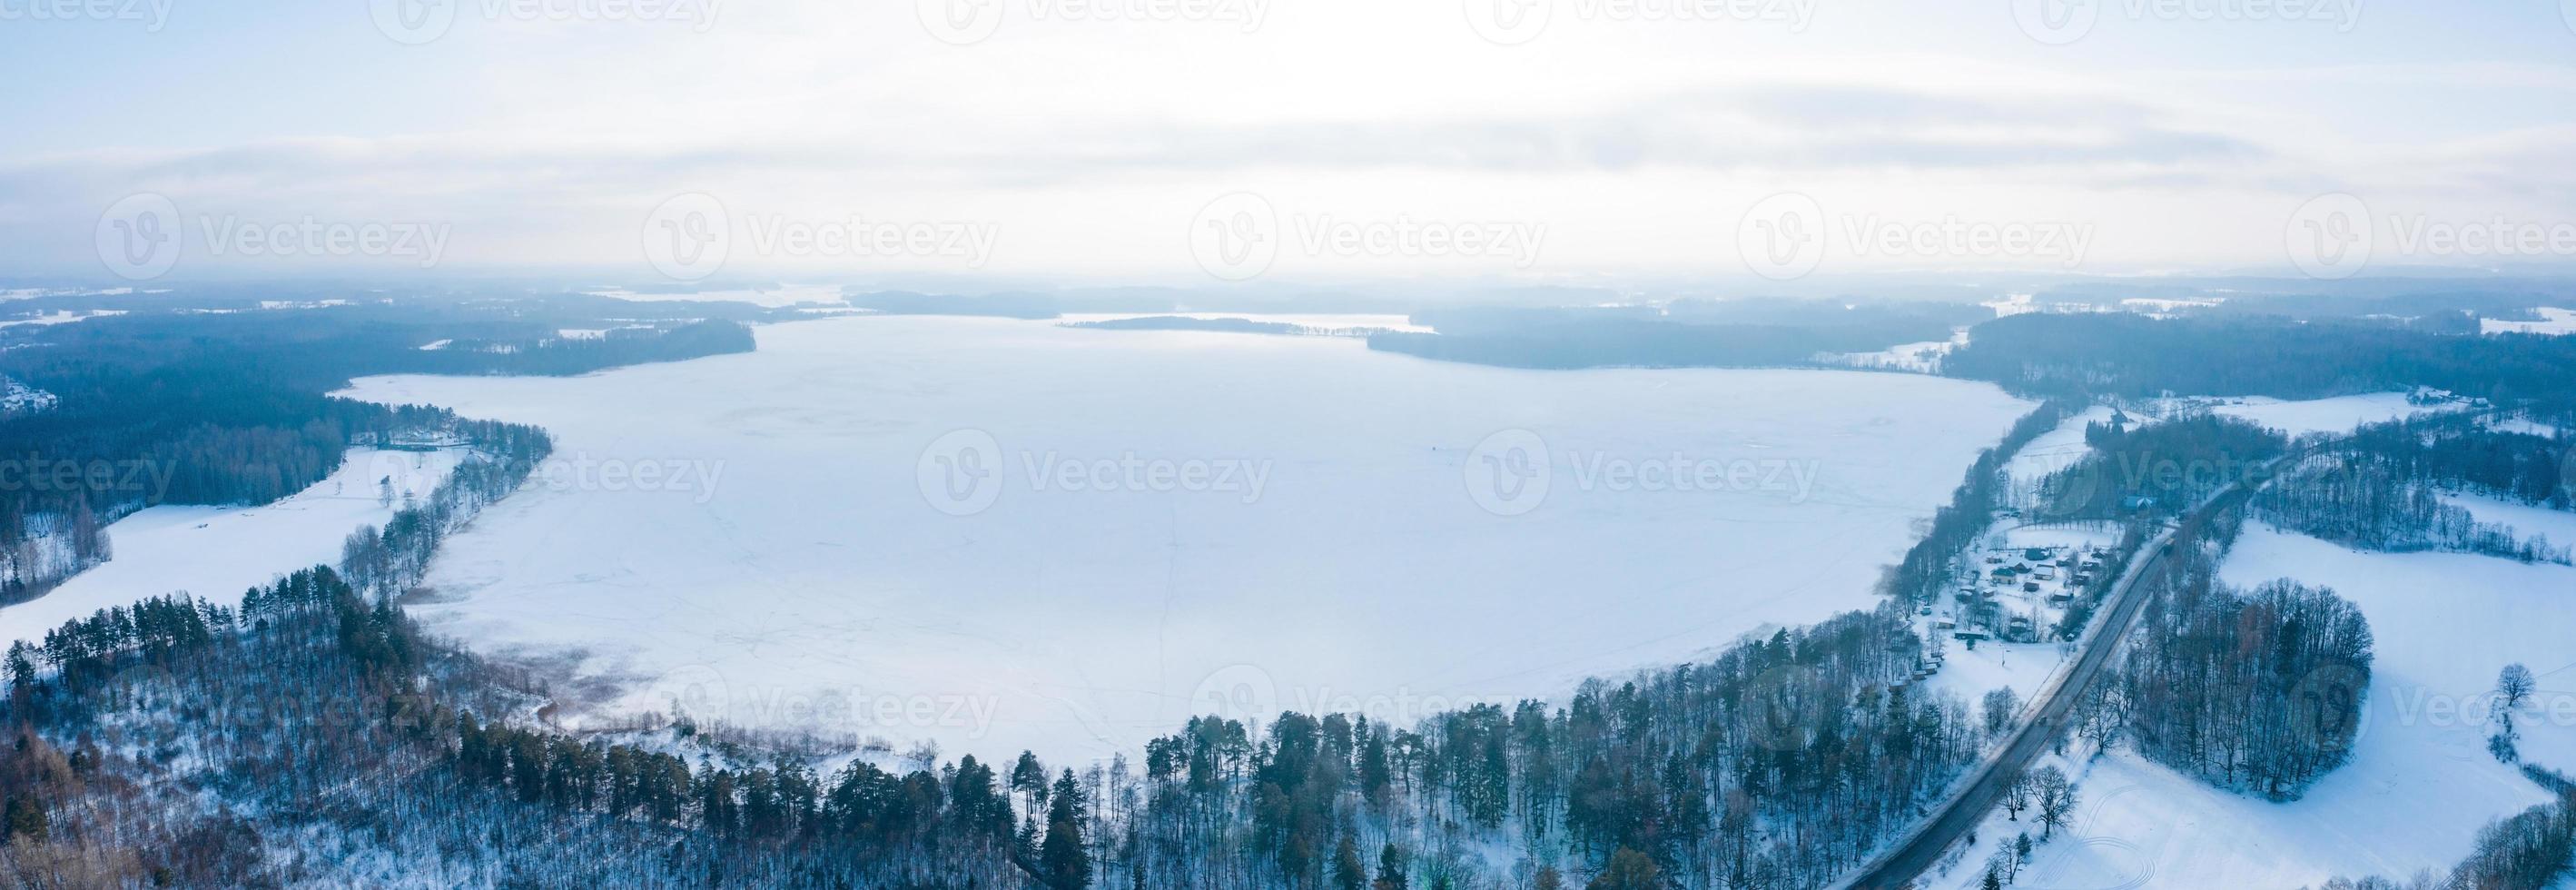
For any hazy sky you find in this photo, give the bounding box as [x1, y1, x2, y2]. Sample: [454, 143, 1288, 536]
[4, 1, 2574, 286]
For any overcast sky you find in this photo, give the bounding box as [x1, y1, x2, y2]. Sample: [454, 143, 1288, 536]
[4, 1, 2574, 287]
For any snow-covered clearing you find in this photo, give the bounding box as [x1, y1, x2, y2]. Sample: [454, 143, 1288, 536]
[0, 448, 463, 646]
[2005, 406, 2115, 490]
[2441, 490, 2576, 552]
[1938, 524, 2576, 888]
[0, 309, 125, 329]
[1816, 329, 1969, 374]
[2482, 307, 2576, 336]
[337, 315, 2035, 764]
[2185, 392, 2450, 438]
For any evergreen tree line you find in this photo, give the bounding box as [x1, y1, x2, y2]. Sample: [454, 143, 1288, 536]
[340, 420, 555, 600]
[2038, 413, 2288, 521]
[1878, 400, 2079, 605]
[2330, 417, 2571, 509]
[0, 305, 749, 601]
[1943, 312, 2576, 409]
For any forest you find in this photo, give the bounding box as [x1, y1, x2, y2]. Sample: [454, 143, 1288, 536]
[2117, 572, 2375, 801]
[1944, 312, 2576, 407]
[0, 303, 752, 599]
[1366, 308, 1963, 371]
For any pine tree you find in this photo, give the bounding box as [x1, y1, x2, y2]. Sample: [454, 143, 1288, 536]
[1374, 843, 1408, 890]
[1333, 836, 1367, 890]
[1040, 768, 1091, 889]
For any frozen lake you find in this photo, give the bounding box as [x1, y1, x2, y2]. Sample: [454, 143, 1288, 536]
[340, 316, 2033, 763]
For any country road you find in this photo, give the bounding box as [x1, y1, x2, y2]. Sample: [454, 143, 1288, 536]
[1834, 463, 2281, 890]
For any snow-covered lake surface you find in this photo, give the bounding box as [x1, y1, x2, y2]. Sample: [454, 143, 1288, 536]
[338, 315, 2034, 763]
[1954, 522, 2576, 889]
[1058, 312, 1430, 333]
[2482, 307, 2576, 336]
[0, 448, 461, 646]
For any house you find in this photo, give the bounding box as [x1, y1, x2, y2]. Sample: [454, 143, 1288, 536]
[2048, 592, 2075, 607]
[2035, 568, 2057, 581]
[1954, 629, 1990, 642]
[1933, 618, 1957, 630]
[2023, 580, 2042, 593]
[2024, 547, 2053, 562]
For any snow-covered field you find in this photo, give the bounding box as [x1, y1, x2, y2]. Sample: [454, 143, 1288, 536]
[2482, 307, 2576, 336]
[2196, 392, 2446, 438]
[1939, 520, 2576, 889]
[0, 448, 462, 646]
[1816, 329, 1969, 374]
[2006, 406, 2115, 490]
[337, 315, 2035, 764]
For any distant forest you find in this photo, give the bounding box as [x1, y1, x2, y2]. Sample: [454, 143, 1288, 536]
[1945, 312, 2576, 407]
[0, 299, 755, 599]
[1369, 302, 1976, 371]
